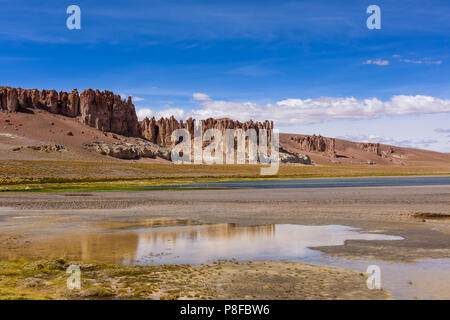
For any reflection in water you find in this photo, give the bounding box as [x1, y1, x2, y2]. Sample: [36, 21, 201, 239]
[135, 223, 275, 253]
[5, 232, 141, 264]
[131, 224, 401, 265]
[78, 233, 140, 263]
[325, 258, 450, 300]
[3, 223, 400, 265]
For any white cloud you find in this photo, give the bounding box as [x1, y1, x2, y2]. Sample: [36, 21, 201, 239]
[391, 54, 443, 65]
[137, 108, 153, 120]
[400, 59, 442, 65]
[363, 59, 389, 66]
[435, 128, 450, 133]
[136, 107, 186, 120]
[136, 94, 450, 137]
[384, 95, 450, 115]
[156, 108, 185, 119]
[228, 64, 275, 76]
[184, 95, 450, 125]
[339, 134, 438, 149]
[120, 93, 145, 101]
[192, 92, 211, 101]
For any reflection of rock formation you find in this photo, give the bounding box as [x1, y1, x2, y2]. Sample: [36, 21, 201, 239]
[78, 233, 140, 263]
[133, 224, 277, 264]
[22, 224, 276, 264]
[136, 224, 276, 245]
[19, 233, 141, 264]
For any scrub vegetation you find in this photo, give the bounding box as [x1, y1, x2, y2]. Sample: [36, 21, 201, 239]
[1, 160, 449, 193]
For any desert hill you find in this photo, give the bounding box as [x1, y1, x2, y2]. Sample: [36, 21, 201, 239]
[280, 134, 450, 167]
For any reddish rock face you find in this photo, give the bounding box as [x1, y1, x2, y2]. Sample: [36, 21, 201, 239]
[0, 86, 140, 137]
[7, 88, 19, 112]
[1, 86, 272, 142]
[78, 89, 140, 136]
[79, 89, 113, 132]
[0, 87, 19, 112]
[140, 116, 274, 147]
[110, 96, 140, 137]
[289, 134, 336, 157]
[47, 90, 59, 114]
[59, 89, 80, 117]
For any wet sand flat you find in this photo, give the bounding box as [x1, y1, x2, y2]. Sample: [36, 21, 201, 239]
[1, 185, 449, 262]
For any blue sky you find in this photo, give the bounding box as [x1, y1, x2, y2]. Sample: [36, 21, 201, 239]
[1, 0, 450, 151]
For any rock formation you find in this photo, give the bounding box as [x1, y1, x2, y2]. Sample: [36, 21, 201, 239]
[0, 87, 19, 112]
[140, 116, 274, 147]
[279, 147, 312, 165]
[357, 142, 381, 156]
[2, 86, 277, 145]
[1, 86, 313, 165]
[381, 147, 395, 158]
[79, 89, 139, 136]
[289, 135, 336, 157]
[0, 86, 139, 137]
[10, 144, 67, 152]
[84, 141, 171, 160]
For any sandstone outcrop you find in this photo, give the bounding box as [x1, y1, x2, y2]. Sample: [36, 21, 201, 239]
[289, 135, 336, 157]
[357, 142, 381, 156]
[79, 89, 139, 136]
[381, 147, 395, 158]
[0, 87, 19, 112]
[279, 148, 312, 165]
[11, 144, 67, 152]
[84, 141, 171, 160]
[140, 116, 274, 147]
[0, 86, 139, 137]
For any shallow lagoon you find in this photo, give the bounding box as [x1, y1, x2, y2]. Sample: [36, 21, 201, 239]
[3, 221, 449, 299]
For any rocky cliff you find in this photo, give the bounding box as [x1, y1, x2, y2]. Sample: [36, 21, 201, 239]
[288, 134, 336, 157]
[84, 141, 171, 160]
[140, 116, 274, 146]
[1, 87, 276, 143]
[0, 86, 139, 137]
[357, 142, 381, 156]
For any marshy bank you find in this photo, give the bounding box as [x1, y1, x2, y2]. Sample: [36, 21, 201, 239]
[0, 258, 388, 300]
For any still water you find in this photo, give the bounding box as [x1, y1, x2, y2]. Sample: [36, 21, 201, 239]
[162, 176, 450, 189]
[127, 224, 402, 265]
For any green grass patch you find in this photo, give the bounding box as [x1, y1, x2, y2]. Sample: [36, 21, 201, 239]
[0, 160, 449, 193]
